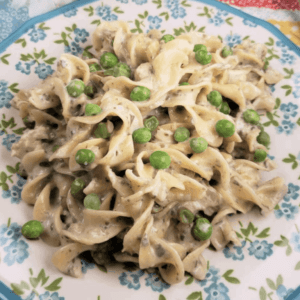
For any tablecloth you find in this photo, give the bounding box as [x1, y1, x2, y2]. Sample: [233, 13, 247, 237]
[0, 0, 299, 46]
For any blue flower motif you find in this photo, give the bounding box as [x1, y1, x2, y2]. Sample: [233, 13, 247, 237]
[280, 52, 296, 65]
[275, 203, 299, 221]
[290, 232, 300, 252]
[0, 222, 22, 246]
[208, 16, 224, 27]
[74, 28, 89, 43]
[64, 42, 83, 56]
[81, 259, 95, 274]
[224, 33, 242, 48]
[15, 61, 35, 75]
[243, 19, 257, 27]
[276, 120, 296, 136]
[2, 185, 22, 204]
[293, 87, 300, 99]
[293, 73, 300, 85]
[276, 41, 289, 53]
[267, 154, 275, 160]
[0, 80, 8, 92]
[118, 270, 145, 290]
[276, 285, 294, 300]
[0, 91, 13, 109]
[165, 0, 179, 9]
[148, 16, 163, 30]
[3, 240, 29, 266]
[269, 84, 275, 92]
[16, 174, 27, 188]
[145, 273, 170, 292]
[223, 240, 246, 261]
[24, 291, 36, 300]
[216, 9, 229, 16]
[34, 63, 54, 80]
[170, 6, 186, 19]
[133, 0, 148, 4]
[2, 134, 20, 151]
[117, 0, 129, 2]
[63, 8, 77, 18]
[284, 183, 300, 202]
[280, 102, 298, 119]
[28, 28, 46, 43]
[197, 266, 220, 287]
[39, 291, 65, 300]
[95, 6, 111, 18]
[204, 282, 230, 300]
[247, 240, 273, 260]
[103, 14, 118, 21]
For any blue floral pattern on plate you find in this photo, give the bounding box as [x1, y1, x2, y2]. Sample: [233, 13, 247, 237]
[290, 232, 300, 252]
[145, 273, 170, 292]
[2, 134, 20, 151]
[197, 266, 221, 287]
[274, 202, 299, 220]
[3, 239, 29, 266]
[118, 270, 145, 290]
[284, 183, 300, 201]
[204, 282, 230, 300]
[223, 240, 246, 261]
[247, 240, 273, 260]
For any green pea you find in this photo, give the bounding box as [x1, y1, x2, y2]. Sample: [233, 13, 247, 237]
[243, 109, 260, 125]
[263, 59, 269, 70]
[195, 50, 212, 65]
[132, 128, 152, 144]
[207, 90, 222, 107]
[193, 44, 207, 53]
[103, 62, 131, 78]
[84, 86, 94, 97]
[178, 208, 194, 224]
[130, 86, 151, 102]
[192, 218, 213, 240]
[190, 137, 208, 153]
[100, 52, 119, 69]
[219, 102, 230, 115]
[144, 116, 159, 132]
[179, 82, 189, 86]
[22, 220, 44, 239]
[52, 145, 60, 152]
[221, 46, 233, 58]
[66, 79, 85, 98]
[75, 149, 95, 165]
[94, 123, 111, 139]
[150, 151, 171, 169]
[161, 34, 175, 43]
[215, 119, 235, 138]
[84, 193, 101, 210]
[174, 127, 190, 142]
[71, 178, 86, 195]
[85, 103, 102, 116]
[254, 149, 267, 162]
[89, 63, 101, 72]
[256, 131, 270, 147]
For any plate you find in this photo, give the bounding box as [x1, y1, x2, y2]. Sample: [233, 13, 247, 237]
[0, 0, 300, 299]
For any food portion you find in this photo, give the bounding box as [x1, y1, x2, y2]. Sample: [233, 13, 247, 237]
[12, 21, 287, 285]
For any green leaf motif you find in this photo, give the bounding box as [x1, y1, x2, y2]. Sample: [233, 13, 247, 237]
[276, 275, 283, 288]
[8, 83, 20, 93]
[174, 27, 185, 36]
[274, 235, 289, 247]
[295, 261, 300, 270]
[159, 12, 169, 21]
[274, 204, 280, 210]
[0, 171, 7, 183]
[113, 6, 124, 14]
[44, 57, 56, 65]
[274, 98, 281, 110]
[259, 287, 267, 300]
[1, 183, 9, 191]
[15, 38, 27, 48]
[185, 275, 194, 285]
[240, 222, 257, 237]
[236, 231, 243, 239]
[83, 6, 94, 16]
[286, 245, 292, 256]
[222, 269, 240, 284]
[283, 68, 294, 79]
[38, 22, 50, 30]
[159, 295, 166, 300]
[243, 36, 250, 40]
[97, 265, 107, 273]
[152, 0, 162, 9]
[266, 278, 276, 290]
[7, 217, 11, 227]
[265, 37, 274, 46]
[44, 277, 63, 291]
[256, 228, 270, 238]
[29, 269, 49, 288]
[6, 166, 16, 174]
[11, 281, 30, 296]
[187, 291, 202, 300]
[198, 26, 205, 33]
[181, 0, 191, 6]
[13, 127, 26, 135]
[91, 20, 101, 26]
[225, 17, 233, 26]
[1, 54, 11, 65]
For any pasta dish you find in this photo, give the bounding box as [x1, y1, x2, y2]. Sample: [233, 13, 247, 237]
[11, 21, 287, 285]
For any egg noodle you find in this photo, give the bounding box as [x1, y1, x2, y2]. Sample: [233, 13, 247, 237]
[11, 21, 287, 284]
